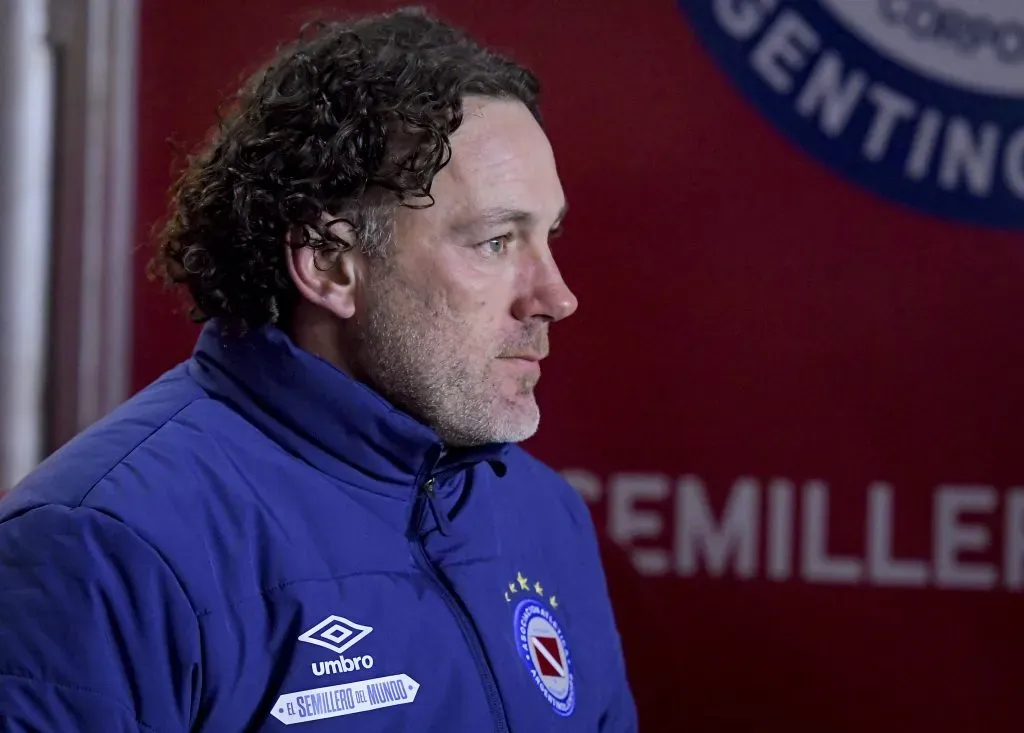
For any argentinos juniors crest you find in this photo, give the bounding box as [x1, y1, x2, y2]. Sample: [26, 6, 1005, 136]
[507, 571, 575, 717]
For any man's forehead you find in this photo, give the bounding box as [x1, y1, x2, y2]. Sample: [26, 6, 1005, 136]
[391, 98, 564, 238]
[436, 101, 563, 224]
[445, 138, 549, 189]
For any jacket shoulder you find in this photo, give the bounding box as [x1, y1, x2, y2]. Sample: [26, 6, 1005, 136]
[1, 364, 206, 513]
[502, 445, 595, 531]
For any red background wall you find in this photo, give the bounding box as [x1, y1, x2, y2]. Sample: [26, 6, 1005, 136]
[132, 1, 1024, 730]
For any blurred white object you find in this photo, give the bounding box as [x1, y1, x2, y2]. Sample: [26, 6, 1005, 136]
[0, 0, 56, 490]
[0, 0, 139, 490]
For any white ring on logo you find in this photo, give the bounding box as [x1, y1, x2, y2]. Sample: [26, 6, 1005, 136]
[818, 0, 1024, 96]
[514, 599, 575, 717]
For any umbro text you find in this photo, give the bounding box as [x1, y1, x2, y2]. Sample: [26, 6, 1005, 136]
[312, 654, 375, 676]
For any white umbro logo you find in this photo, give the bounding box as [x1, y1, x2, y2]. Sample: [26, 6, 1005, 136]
[298, 615, 373, 655]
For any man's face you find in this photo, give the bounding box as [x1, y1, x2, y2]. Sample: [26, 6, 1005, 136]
[352, 96, 577, 447]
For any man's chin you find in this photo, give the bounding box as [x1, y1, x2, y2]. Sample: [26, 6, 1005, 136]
[490, 400, 541, 444]
[432, 393, 540, 447]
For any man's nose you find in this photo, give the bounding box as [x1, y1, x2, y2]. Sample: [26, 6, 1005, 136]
[511, 259, 579, 323]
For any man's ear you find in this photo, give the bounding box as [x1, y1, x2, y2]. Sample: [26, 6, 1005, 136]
[285, 219, 364, 320]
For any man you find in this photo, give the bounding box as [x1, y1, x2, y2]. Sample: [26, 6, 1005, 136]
[0, 7, 637, 732]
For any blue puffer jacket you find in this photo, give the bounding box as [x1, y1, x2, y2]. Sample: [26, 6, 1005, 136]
[0, 321, 637, 732]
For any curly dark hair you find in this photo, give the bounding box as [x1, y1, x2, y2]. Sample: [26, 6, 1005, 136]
[149, 6, 541, 330]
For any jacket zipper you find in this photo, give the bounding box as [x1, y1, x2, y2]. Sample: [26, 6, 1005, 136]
[410, 471, 511, 733]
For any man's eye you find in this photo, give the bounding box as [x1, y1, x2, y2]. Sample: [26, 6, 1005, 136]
[477, 236, 509, 256]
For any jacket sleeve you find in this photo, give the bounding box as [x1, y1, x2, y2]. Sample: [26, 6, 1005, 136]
[561, 488, 640, 733]
[592, 544, 640, 733]
[0, 504, 200, 732]
[597, 635, 639, 733]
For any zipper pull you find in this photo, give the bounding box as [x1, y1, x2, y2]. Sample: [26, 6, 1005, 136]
[421, 476, 453, 536]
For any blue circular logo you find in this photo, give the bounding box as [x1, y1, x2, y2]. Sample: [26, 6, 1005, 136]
[513, 599, 575, 716]
[676, 0, 1024, 229]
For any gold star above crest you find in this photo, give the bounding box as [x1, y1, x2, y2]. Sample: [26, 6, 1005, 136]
[504, 572, 560, 607]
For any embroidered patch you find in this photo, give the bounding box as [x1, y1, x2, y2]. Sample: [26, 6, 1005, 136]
[513, 597, 575, 717]
[270, 674, 419, 725]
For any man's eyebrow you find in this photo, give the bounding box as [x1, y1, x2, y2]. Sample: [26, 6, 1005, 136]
[450, 202, 569, 234]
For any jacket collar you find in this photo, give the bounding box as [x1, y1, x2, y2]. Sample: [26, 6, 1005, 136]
[186, 319, 508, 498]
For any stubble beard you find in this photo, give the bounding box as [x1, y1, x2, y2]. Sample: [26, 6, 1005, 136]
[351, 264, 541, 447]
